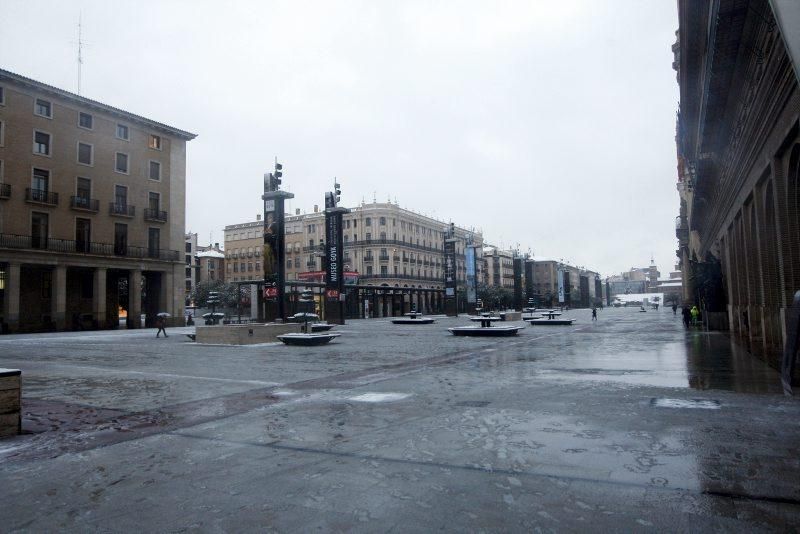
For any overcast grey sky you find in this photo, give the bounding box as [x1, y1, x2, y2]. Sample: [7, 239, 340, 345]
[1, 0, 679, 277]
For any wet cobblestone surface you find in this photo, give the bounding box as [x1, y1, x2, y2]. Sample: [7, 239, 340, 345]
[1, 308, 798, 531]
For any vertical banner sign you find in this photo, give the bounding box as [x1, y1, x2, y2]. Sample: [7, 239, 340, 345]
[557, 268, 565, 303]
[324, 206, 348, 324]
[325, 211, 342, 299]
[465, 246, 476, 304]
[513, 258, 523, 310]
[444, 240, 456, 298]
[263, 201, 279, 296]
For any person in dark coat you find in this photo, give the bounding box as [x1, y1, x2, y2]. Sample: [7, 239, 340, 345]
[681, 306, 691, 328]
[156, 316, 168, 338]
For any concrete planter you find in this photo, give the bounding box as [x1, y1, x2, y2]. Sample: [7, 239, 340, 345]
[195, 323, 301, 345]
[0, 368, 21, 438]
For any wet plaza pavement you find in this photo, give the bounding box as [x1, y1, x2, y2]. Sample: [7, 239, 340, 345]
[0, 308, 798, 532]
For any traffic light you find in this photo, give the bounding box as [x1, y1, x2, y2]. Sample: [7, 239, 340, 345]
[274, 162, 283, 188]
[334, 181, 341, 205]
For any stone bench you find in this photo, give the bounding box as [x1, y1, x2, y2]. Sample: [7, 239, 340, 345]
[195, 323, 301, 345]
[0, 368, 21, 438]
[499, 311, 522, 321]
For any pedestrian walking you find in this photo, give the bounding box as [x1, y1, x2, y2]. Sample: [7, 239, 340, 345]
[672, 303, 678, 315]
[591, 307, 597, 321]
[690, 305, 700, 327]
[156, 316, 168, 338]
[682, 306, 691, 328]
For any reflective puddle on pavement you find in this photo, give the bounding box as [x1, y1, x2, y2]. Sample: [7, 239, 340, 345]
[347, 392, 411, 402]
[650, 398, 721, 409]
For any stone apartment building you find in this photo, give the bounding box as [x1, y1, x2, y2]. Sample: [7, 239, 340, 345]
[184, 232, 198, 304]
[195, 246, 224, 284]
[606, 262, 661, 297]
[225, 201, 483, 293]
[223, 216, 263, 284]
[674, 0, 800, 367]
[481, 247, 515, 288]
[0, 69, 195, 332]
[531, 260, 600, 308]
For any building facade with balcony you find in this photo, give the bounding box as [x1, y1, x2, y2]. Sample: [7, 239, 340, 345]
[184, 232, 198, 305]
[606, 262, 661, 298]
[674, 0, 800, 367]
[0, 69, 195, 332]
[283, 201, 483, 293]
[223, 215, 263, 283]
[531, 260, 600, 308]
[224, 201, 484, 302]
[481, 247, 515, 288]
[195, 245, 225, 285]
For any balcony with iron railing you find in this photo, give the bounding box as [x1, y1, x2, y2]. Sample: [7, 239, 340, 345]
[70, 196, 99, 212]
[109, 202, 135, 217]
[25, 188, 58, 206]
[343, 237, 445, 254]
[363, 256, 374, 263]
[379, 254, 390, 262]
[0, 183, 10, 199]
[358, 273, 445, 282]
[392, 255, 400, 262]
[144, 208, 168, 223]
[0, 233, 179, 261]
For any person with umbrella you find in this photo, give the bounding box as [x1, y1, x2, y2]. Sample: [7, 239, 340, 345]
[156, 312, 170, 338]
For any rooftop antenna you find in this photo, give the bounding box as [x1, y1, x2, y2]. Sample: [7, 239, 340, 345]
[76, 12, 86, 95]
[372, 191, 377, 203]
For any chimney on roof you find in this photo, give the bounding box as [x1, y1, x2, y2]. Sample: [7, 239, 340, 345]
[214, 242, 219, 249]
[256, 214, 261, 221]
[296, 208, 300, 215]
[314, 205, 318, 213]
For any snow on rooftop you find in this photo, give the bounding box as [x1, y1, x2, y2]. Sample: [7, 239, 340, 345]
[613, 292, 664, 303]
[196, 250, 225, 259]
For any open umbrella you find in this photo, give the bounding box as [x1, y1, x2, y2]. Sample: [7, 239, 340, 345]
[156, 312, 171, 318]
[202, 312, 226, 318]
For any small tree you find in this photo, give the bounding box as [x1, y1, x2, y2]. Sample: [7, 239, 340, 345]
[191, 280, 240, 308]
[478, 284, 514, 310]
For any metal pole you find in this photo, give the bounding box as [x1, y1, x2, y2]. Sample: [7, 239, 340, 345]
[277, 196, 286, 321]
[268, 174, 269, 323]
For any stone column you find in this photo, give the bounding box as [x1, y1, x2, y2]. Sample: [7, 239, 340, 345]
[3, 262, 21, 333]
[250, 284, 259, 321]
[52, 265, 67, 331]
[128, 269, 142, 329]
[93, 267, 107, 329]
[160, 271, 174, 324]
